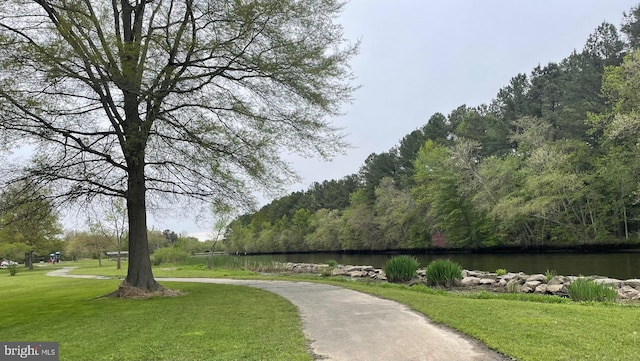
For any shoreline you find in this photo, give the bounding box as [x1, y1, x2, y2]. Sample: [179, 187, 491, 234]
[278, 262, 640, 301]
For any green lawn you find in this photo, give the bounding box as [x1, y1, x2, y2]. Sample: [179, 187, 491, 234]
[5, 261, 640, 361]
[0, 266, 311, 361]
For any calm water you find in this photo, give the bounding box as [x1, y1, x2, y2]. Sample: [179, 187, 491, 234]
[278, 252, 640, 280]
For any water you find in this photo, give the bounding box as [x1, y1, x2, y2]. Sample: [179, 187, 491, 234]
[277, 251, 640, 280]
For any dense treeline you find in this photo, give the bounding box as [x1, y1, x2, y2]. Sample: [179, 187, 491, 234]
[224, 6, 640, 253]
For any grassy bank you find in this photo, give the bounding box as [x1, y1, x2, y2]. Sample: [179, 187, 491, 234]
[0, 266, 310, 361]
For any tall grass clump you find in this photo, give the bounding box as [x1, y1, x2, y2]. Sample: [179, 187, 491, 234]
[567, 278, 618, 302]
[188, 254, 284, 272]
[426, 259, 462, 287]
[545, 269, 557, 282]
[151, 247, 190, 265]
[384, 255, 420, 283]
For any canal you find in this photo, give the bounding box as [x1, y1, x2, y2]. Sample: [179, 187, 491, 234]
[279, 251, 640, 280]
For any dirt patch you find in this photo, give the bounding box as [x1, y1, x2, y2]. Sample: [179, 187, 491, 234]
[103, 284, 185, 299]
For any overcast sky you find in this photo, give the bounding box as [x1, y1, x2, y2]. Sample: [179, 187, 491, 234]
[155, 1, 640, 240]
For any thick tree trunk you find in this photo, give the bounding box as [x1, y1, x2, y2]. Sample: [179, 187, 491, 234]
[124, 159, 160, 291]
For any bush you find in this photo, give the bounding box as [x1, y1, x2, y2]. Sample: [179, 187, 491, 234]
[7, 264, 18, 276]
[425, 259, 462, 287]
[495, 268, 507, 276]
[567, 278, 618, 302]
[384, 255, 419, 283]
[151, 247, 190, 265]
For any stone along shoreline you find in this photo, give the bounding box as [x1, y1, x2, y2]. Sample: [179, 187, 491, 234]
[278, 262, 640, 301]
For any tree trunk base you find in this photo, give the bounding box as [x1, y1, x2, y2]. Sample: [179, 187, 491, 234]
[103, 281, 183, 299]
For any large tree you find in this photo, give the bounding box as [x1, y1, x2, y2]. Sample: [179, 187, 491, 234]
[0, 0, 356, 293]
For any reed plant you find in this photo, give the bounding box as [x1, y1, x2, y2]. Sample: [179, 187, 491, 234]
[425, 259, 462, 287]
[384, 255, 420, 283]
[567, 278, 618, 302]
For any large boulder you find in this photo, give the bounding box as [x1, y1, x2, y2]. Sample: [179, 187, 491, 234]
[593, 278, 622, 287]
[526, 274, 547, 283]
[545, 284, 566, 296]
[479, 278, 496, 285]
[618, 286, 640, 300]
[623, 279, 640, 289]
[461, 277, 481, 286]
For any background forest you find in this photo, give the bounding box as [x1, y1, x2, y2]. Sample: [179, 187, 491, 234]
[224, 5, 640, 253]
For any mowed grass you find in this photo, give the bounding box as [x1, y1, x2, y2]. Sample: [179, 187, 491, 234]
[68, 259, 261, 279]
[0, 267, 311, 361]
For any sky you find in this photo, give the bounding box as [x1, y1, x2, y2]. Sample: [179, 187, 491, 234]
[155, 1, 640, 240]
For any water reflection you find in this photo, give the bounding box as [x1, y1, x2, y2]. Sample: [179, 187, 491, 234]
[279, 252, 640, 280]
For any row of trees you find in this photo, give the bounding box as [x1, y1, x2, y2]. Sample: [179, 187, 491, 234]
[0, 183, 207, 269]
[224, 7, 640, 252]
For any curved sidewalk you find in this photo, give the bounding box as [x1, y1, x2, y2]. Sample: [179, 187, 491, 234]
[49, 268, 507, 361]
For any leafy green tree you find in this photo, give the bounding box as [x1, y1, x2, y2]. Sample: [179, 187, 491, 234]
[305, 209, 342, 251]
[0, 184, 62, 268]
[63, 233, 90, 262]
[374, 177, 417, 249]
[413, 140, 494, 248]
[0, 0, 356, 292]
[339, 189, 380, 250]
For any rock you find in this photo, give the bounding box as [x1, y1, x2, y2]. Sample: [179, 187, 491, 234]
[349, 270, 368, 278]
[547, 276, 564, 286]
[467, 270, 490, 278]
[461, 270, 470, 278]
[526, 274, 547, 283]
[461, 277, 481, 286]
[618, 286, 640, 300]
[525, 280, 541, 289]
[479, 278, 496, 285]
[497, 279, 507, 287]
[593, 278, 622, 287]
[372, 271, 387, 281]
[545, 284, 565, 294]
[331, 268, 347, 276]
[623, 279, 640, 289]
[535, 284, 547, 294]
[498, 272, 518, 281]
[506, 279, 522, 292]
[520, 285, 534, 293]
[416, 269, 427, 277]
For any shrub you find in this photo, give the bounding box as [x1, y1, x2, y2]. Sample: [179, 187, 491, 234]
[384, 255, 420, 283]
[567, 278, 618, 302]
[495, 268, 507, 276]
[426, 259, 462, 287]
[151, 247, 190, 265]
[326, 259, 338, 268]
[7, 264, 18, 276]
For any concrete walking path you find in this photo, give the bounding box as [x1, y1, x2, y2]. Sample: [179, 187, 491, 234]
[48, 268, 507, 361]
